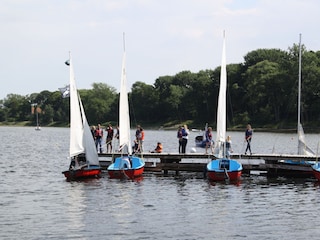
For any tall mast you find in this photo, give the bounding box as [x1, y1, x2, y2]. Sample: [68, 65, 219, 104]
[298, 33, 302, 127]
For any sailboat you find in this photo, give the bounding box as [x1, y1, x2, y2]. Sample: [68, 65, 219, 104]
[32, 103, 41, 130]
[206, 32, 242, 181]
[280, 34, 315, 170]
[35, 106, 41, 130]
[296, 34, 315, 158]
[62, 53, 101, 181]
[107, 36, 145, 179]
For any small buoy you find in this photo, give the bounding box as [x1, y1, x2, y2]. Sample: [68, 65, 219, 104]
[190, 147, 197, 153]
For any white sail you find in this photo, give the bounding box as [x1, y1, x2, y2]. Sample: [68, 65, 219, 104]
[298, 123, 315, 156]
[69, 53, 100, 165]
[69, 54, 85, 157]
[214, 31, 227, 158]
[119, 49, 132, 154]
[79, 93, 100, 166]
[297, 34, 315, 156]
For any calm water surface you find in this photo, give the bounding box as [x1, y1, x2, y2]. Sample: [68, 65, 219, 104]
[1, 126, 320, 240]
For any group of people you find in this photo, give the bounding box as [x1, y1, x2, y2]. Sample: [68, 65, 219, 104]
[132, 125, 145, 154]
[91, 123, 119, 154]
[90, 122, 253, 156]
[177, 125, 190, 153]
[176, 123, 253, 157]
[90, 123, 163, 154]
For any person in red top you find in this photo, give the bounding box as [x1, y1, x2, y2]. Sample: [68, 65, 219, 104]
[151, 142, 163, 153]
[95, 124, 103, 153]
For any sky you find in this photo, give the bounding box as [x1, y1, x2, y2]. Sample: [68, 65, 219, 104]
[1, 0, 320, 99]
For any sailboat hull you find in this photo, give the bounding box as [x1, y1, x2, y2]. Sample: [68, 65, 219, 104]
[108, 156, 145, 179]
[206, 158, 242, 181]
[62, 166, 101, 181]
[312, 163, 320, 181]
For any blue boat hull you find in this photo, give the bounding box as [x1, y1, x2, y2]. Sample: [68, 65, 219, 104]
[206, 158, 242, 181]
[108, 156, 145, 179]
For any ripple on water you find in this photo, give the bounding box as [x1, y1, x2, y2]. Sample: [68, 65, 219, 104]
[1, 127, 320, 240]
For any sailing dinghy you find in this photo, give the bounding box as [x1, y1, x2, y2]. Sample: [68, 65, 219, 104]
[279, 35, 315, 177]
[206, 32, 242, 181]
[107, 36, 145, 179]
[35, 105, 41, 131]
[62, 54, 101, 181]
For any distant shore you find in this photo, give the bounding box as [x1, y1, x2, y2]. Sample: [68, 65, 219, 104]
[1, 121, 319, 133]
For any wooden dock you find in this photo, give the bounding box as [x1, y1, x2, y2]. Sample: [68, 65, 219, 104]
[98, 152, 317, 177]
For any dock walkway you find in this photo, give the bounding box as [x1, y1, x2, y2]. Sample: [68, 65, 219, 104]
[98, 152, 317, 177]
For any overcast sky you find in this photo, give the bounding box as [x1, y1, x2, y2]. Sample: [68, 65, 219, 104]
[1, 0, 320, 99]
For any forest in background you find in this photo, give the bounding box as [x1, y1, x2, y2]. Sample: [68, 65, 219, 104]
[1, 44, 320, 131]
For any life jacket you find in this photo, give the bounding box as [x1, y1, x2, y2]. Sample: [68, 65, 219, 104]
[106, 127, 113, 138]
[245, 129, 252, 140]
[156, 144, 163, 153]
[206, 131, 212, 141]
[95, 128, 103, 138]
[182, 128, 188, 137]
[139, 130, 145, 141]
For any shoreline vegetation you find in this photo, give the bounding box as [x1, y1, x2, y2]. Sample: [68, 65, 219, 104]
[2, 47, 320, 132]
[1, 121, 319, 133]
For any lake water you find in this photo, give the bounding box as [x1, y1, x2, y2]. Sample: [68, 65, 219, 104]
[1, 126, 320, 240]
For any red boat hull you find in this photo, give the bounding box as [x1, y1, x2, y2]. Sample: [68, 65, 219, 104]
[207, 170, 242, 181]
[62, 168, 101, 181]
[108, 166, 144, 180]
[312, 169, 320, 181]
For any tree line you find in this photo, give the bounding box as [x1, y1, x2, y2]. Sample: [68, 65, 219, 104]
[1, 44, 320, 130]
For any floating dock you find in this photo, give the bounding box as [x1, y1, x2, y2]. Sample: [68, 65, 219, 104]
[98, 152, 317, 178]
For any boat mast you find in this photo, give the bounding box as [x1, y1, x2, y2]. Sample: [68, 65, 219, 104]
[298, 33, 302, 128]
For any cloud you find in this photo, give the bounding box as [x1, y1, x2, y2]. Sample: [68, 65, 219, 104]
[1, 0, 320, 99]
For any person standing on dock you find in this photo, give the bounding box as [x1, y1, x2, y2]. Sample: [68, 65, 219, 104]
[177, 126, 183, 153]
[245, 124, 253, 155]
[181, 125, 189, 153]
[137, 126, 145, 153]
[105, 124, 114, 153]
[226, 135, 233, 158]
[114, 125, 119, 151]
[95, 124, 104, 153]
[205, 127, 214, 154]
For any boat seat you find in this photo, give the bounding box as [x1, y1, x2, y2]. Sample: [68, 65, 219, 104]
[120, 158, 131, 169]
[219, 159, 230, 170]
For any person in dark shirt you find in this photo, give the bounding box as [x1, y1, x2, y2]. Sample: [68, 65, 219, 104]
[106, 124, 114, 153]
[245, 124, 253, 155]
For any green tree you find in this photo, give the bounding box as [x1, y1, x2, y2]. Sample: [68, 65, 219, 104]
[130, 81, 159, 123]
[80, 83, 117, 125]
[3, 94, 26, 121]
